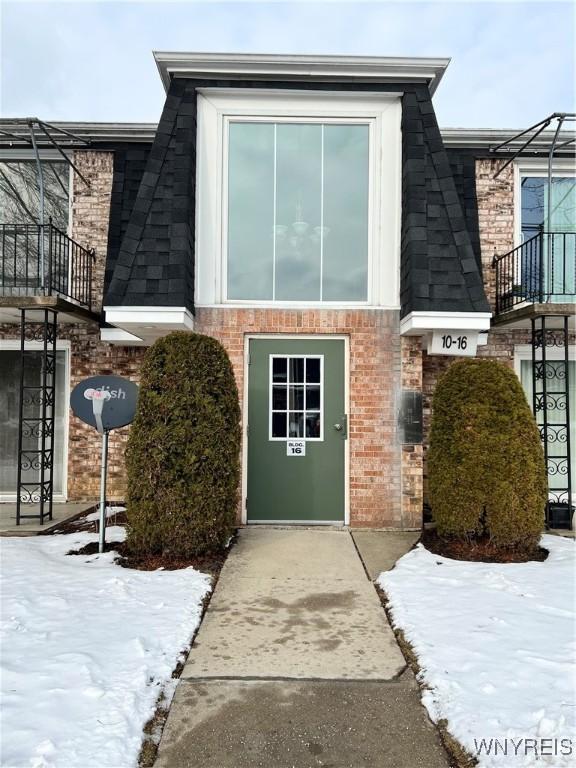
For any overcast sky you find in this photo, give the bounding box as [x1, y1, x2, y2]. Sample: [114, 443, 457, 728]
[1, 0, 574, 129]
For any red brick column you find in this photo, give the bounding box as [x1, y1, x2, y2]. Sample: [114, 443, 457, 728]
[71, 150, 114, 312]
[475, 158, 514, 311]
[400, 336, 423, 528]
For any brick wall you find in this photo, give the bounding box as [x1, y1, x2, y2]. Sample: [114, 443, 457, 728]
[195, 307, 419, 528]
[400, 336, 423, 526]
[0, 322, 145, 502]
[2, 309, 420, 528]
[65, 326, 145, 500]
[475, 158, 515, 310]
[71, 151, 114, 312]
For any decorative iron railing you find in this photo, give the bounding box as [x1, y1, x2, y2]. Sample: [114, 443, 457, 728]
[492, 231, 576, 314]
[0, 221, 95, 310]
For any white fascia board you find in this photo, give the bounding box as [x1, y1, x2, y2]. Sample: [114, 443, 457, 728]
[440, 127, 576, 151]
[400, 311, 492, 335]
[100, 327, 147, 346]
[104, 306, 194, 327]
[153, 51, 450, 95]
[104, 306, 194, 346]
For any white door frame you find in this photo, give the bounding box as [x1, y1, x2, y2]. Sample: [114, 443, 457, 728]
[242, 333, 350, 525]
[0, 339, 71, 502]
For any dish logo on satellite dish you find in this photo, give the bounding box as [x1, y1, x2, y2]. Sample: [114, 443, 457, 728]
[83, 386, 126, 401]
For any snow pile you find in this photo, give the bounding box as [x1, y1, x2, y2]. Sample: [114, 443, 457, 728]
[378, 534, 576, 767]
[0, 527, 212, 768]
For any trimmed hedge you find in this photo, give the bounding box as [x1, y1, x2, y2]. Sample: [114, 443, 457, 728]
[428, 358, 547, 549]
[125, 331, 241, 557]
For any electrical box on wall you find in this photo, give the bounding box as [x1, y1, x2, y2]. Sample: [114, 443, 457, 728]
[399, 390, 423, 444]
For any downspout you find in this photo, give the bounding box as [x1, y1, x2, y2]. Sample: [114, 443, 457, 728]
[547, 115, 565, 229]
[28, 120, 45, 290]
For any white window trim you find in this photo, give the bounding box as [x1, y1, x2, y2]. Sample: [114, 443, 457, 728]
[196, 89, 402, 309]
[513, 158, 576, 247]
[0, 339, 70, 503]
[268, 354, 324, 442]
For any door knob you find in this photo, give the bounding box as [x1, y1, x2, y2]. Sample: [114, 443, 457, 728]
[333, 423, 343, 431]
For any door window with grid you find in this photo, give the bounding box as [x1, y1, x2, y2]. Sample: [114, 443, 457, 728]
[269, 355, 323, 440]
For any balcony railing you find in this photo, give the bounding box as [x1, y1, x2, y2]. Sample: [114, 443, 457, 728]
[0, 221, 95, 310]
[493, 231, 576, 314]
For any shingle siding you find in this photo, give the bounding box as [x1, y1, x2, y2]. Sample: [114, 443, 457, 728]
[105, 79, 197, 309]
[446, 148, 482, 269]
[400, 88, 489, 317]
[104, 145, 151, 294]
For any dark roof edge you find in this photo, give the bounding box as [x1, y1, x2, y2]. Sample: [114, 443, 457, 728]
[0, 121, 157, 145]
[0, 121, 573, 153]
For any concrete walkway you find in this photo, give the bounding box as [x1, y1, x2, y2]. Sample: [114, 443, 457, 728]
[155, 528, 448, 768]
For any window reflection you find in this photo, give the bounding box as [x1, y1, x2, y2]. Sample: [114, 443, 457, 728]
[228, 122, 369, 302]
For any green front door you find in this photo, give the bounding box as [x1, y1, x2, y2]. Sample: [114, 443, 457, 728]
[247, 338, 346, 523]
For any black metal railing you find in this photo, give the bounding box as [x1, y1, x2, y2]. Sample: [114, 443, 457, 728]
[0, 221, 95, 310]
[493, 231, 576, 314]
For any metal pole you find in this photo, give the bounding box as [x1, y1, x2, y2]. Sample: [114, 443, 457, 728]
[99, 430, 109, 554]
[16, 309, 26, 526]
[563, 316, 572, 522]
[547, 115, 565, 231]
[28, 121, 45, 289]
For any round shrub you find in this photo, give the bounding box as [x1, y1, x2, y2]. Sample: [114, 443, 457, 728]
[125, 331, 241, 558]
[428, 358, 547, 550]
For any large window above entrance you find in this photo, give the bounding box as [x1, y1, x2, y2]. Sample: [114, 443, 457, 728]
[227, 122, 369, 302]
[196, 90, 401, 308]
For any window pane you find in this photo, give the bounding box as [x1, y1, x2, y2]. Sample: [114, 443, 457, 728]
[521, 177, 576, 237]
[275, 124, 322, 300]
[322, 125, 369, 300]
[272, 386, 287, 410]
[228, 122, 274, 299]
[288, 412, 304, 437]
[305, 357, 321, 383]
[306, 385, 320, 411]
[288, 358, 304, 383]
[0, 161, 69, 229]
[548, 177, 576, 231]
[520, 360, 576, 492]
[272, 357, 287, 382]
[521, 177, 545, 239]
[272, 412, 287, 438]
[0, 351, 66, 495]
[289, 386, 304, 410]
[226, 122, 370, 303]
[306, 413, 321, 438]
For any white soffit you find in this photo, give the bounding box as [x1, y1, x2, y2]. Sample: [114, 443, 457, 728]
[153, 52, 450, 95]
[103, 307, 194, 346]
[400, 311, 492, 336]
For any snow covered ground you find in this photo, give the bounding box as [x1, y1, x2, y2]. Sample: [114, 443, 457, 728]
[0, 527, 212, 768]
[378, 534, 576, 768]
